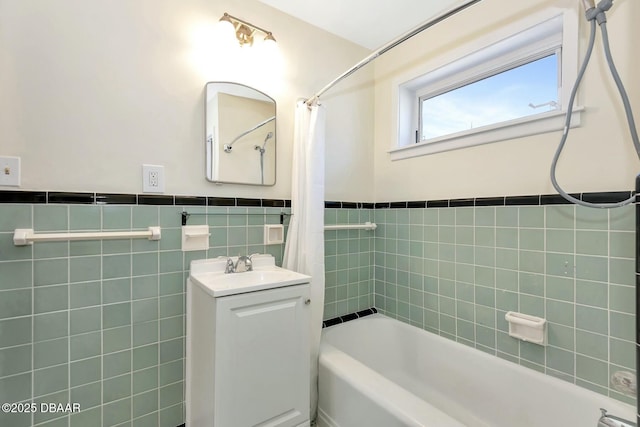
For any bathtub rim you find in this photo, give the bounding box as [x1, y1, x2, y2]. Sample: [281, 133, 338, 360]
[318, 340, 469, 427]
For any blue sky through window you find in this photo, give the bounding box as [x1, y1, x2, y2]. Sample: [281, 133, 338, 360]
[420, 54, 558, 141]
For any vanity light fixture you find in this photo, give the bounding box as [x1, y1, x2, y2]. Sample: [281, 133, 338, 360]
[218, 13, 277, 48]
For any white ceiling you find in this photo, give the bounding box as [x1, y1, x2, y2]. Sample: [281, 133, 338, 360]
[257, 0, 463, 50]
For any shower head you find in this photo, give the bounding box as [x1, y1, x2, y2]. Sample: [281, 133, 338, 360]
[262, 132, 273, 149]
[255, 132, 273, 153]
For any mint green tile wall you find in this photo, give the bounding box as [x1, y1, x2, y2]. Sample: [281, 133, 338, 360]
[373, 204, 636, 404]
[2, 199, 633, 421]
[323, 208, 375, 319]
[0, 203, 286, 427]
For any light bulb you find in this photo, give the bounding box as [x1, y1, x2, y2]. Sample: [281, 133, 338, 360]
[215, 14, 238, 47]
[261, 33, 278, 56]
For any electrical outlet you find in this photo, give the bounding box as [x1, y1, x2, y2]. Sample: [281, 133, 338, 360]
[0, 156, 21, 187]
[142, 164, 165, 193]
[149, 171, 159, 187]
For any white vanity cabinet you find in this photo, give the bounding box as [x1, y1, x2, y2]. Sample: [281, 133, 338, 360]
[186, 255, 311, 427]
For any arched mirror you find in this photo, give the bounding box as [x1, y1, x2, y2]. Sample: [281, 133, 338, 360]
[205, 82, 276, 185]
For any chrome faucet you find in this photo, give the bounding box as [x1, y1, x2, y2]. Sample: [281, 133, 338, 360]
[223, 254, 257, 274]
[234, 255, 253, 273]
[598, 408, 636, 427]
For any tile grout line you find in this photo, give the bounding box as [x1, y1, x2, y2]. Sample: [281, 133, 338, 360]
[99, 204, 105, 426]
[66, 205, 71, 427]
[30, 204, 35, 427]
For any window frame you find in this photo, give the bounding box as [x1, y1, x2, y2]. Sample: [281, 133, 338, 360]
[390, 10, 580, 160]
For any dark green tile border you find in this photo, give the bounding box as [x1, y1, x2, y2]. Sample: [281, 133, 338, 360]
[322, 307, 377, 328]
[0, 191, 291, 208]
[329, 191, 634, 209]
[1, 190, 632, 209]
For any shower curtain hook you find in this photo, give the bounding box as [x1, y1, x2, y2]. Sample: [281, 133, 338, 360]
[305, 96, 320, 108]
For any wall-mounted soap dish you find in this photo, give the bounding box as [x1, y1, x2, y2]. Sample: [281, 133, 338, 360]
[264, 224, 284, 245]
[182, 225, 210, 251]
[505, 311, 547, 346]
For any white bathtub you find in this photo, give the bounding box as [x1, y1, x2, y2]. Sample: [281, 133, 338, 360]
[318, 314, 635, 427]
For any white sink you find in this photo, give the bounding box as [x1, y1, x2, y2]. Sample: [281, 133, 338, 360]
[189, 254, 311, 297]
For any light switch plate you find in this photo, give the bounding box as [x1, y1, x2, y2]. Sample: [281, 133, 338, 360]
[0, 156, 21, 187]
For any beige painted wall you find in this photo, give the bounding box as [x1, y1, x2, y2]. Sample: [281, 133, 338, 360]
[4, 0, 633, 204]
[0, 0, 375, 201]
[373, 0, 640, 201]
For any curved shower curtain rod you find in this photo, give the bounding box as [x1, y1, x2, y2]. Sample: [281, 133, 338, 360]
[303, 0, 483, 106]
[224, 116, 275, 153]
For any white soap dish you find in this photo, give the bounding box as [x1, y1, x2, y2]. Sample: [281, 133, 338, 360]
[264, 224, 284, 245]
[182, 225, 210, 251]
[505, 311, 547, 346]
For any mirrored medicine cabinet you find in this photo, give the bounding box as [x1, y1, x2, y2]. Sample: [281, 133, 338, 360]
[205, 82, 276, 186]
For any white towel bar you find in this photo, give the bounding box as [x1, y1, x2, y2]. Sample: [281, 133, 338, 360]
[13, 227, 162, 246]
[324, 222, 377, 231]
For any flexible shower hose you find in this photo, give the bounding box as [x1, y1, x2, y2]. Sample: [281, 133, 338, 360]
[550, 0, 640, 208]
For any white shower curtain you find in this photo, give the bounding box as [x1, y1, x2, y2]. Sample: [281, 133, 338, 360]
[283, 100, 325, 420]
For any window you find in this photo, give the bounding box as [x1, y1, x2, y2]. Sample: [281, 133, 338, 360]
[391, 11, 579, 160]
[419, 54, 559, 141]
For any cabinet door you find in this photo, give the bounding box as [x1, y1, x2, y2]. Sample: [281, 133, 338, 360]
[214, 284, 310, 427]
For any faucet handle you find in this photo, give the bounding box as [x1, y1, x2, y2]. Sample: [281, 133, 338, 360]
[224, 257, 235, 274]
[243, 254, 254, 271]
[234, 255, 253, 272]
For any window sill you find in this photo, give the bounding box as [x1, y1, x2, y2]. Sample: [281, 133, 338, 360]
[388, 108, 583, 161]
